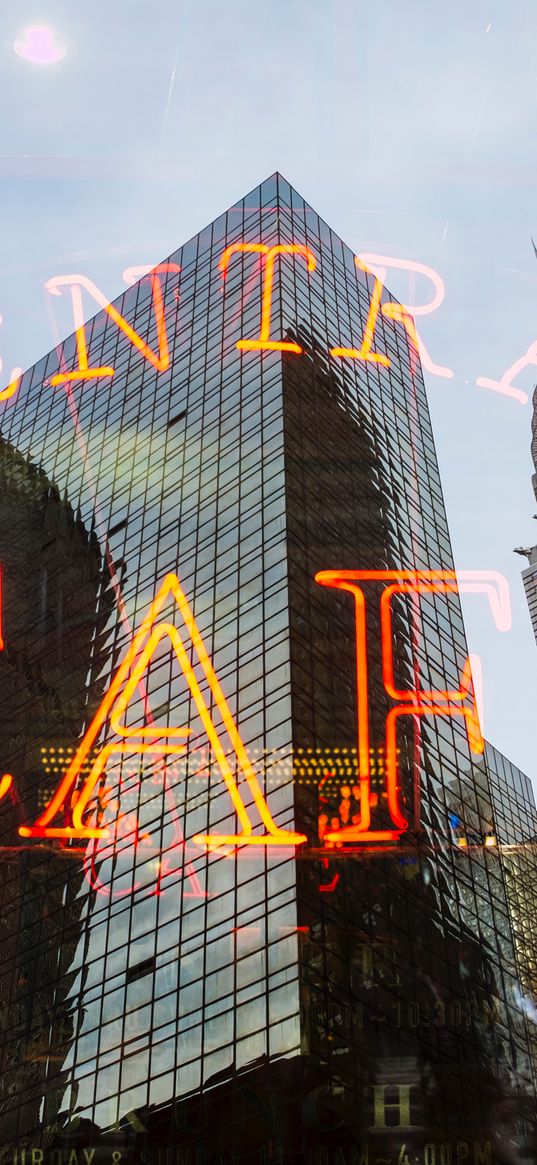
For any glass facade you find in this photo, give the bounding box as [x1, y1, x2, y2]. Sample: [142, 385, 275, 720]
[522, 557, 537, 647]
[0, 173, 535, 1162]
[484, 743, 537, 1096]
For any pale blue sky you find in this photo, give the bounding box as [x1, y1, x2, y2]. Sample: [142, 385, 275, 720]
[1, 0, 536, 778]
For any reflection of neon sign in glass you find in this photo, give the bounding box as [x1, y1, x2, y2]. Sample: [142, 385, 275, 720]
[82, 759, 207, 901]
[45, 248, 440, 383]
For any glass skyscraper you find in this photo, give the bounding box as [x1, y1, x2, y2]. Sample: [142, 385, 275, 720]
[0, 173, 536, 1163]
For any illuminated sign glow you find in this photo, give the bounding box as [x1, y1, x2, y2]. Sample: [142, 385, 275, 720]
[476, 341, 535, 406]
[0, 773, 13, 801]
[46, 264, 180, 387]
[0, 245, 531, 407]
[314, 570, 500, 844]
[219, 242, 317, 353]
[19, 573, 306, 849]
[357, 254, 455, 381]
[0, 316, 22, 401]
[3, 568, 507, 855]
[0, 368, 22, 402]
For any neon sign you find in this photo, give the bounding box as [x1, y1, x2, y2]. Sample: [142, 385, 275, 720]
[0, 316, 22, 401]
[0, 244, 531, 407]
[2, 567, 509, 856]
[219, 242, 317, 353]
[0, 773, 13, 802]
[82, 766, 207, 901]
[330, 259, 390, 366]
[45, 264, 180, 386]
[313, 570, 510, 844]
[19, 572, 306, 848]
[476, 341, 534, 406]
[356, 254, 454, 380]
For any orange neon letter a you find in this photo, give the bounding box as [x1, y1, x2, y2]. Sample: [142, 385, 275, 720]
[219, 242, 317, 353]
[330, 257, 390, 367]
[47, 265, 180, 387]
[20, 573, 306, 848]
[356, 254, 454, 380]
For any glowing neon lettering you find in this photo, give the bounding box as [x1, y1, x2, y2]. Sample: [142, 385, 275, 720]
[319, 856, 340, 893]
[315, 570, 493, 844]
[0, 367, 22, 402]
[219, 242, 317, 353]
[46, 264, 180, 387]
[455, 569, 511, 632]
[0, 774, 12, 801]
[476, 341, 534, 405]
[330, 258, 390, 366]
[357, 253, 454, 380]
[468, 652, 484, 736]
[0, 315, 22, 401]
[3, 251, 531, 410]
[20, 573, 306, 848]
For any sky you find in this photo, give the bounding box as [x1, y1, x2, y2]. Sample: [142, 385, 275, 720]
[1, 0, 536, 780]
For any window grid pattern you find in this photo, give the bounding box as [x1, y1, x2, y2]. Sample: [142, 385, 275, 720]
[0, 173, 534, 1157]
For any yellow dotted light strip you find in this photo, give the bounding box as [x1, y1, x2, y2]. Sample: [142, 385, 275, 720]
[36, 742, 399, 793]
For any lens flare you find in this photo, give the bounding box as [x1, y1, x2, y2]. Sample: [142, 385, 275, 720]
[13, 26, 67, 64]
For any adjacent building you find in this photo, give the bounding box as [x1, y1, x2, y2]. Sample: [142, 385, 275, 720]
[485, 744, 537, 1095]
[0, 173, 536, 1162]
[515, 384, 537, 644]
